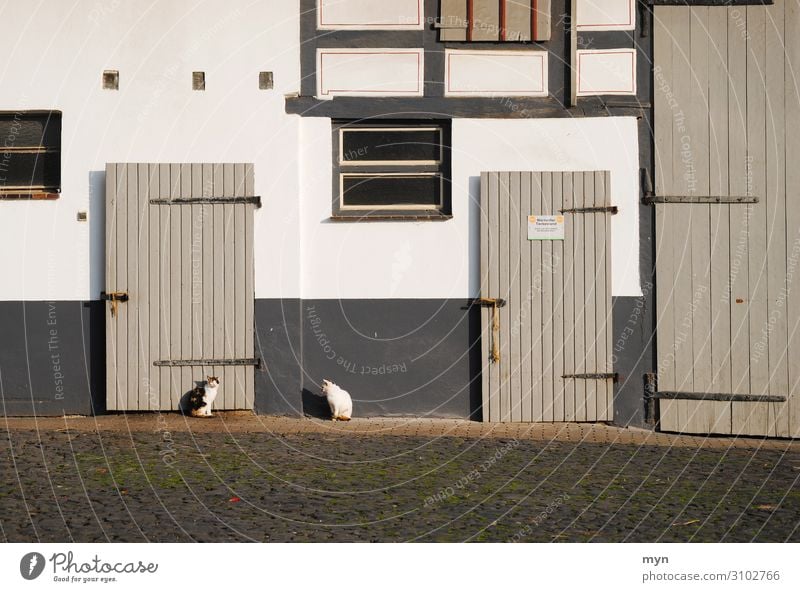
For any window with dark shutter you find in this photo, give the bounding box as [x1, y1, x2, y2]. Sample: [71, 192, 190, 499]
[333, 121, 452, 219]
[438, 0, 551, 42]
[0, 111, 62, 198]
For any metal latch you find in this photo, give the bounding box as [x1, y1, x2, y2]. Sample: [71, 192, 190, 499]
[101, 291, 129, 318]
[475, 298, 506, 363]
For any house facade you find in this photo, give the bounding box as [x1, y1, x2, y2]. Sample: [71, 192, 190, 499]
[1, 0, 796, 438]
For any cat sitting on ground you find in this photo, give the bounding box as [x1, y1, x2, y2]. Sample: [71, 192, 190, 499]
[321, 379, 352, 421]
[188, 376, 220, 418]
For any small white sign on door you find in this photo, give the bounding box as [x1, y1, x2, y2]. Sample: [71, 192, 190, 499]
[528, 215, 565, 240]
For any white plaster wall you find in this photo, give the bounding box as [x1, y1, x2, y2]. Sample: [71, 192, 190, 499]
[299, 117, 472, 299]
[454, 118, 642, 297]
[0, 0, 301, 301]
[300, 116, 641, 299]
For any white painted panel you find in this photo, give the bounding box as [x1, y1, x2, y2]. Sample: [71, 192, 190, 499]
[576, 0, 635, 31]
[576, 49, 637, 96]
[317, 0, 424, 30]
[316, 49, 424, 99]
[299, 117, 641, 299]
[0, 0, 302, 301]
[444, 50, 548, 97]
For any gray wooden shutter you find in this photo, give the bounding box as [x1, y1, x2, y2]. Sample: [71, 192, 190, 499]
[438, 0, 551, 42]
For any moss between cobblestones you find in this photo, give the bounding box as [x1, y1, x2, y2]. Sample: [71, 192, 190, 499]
[1, 430, 798, 542]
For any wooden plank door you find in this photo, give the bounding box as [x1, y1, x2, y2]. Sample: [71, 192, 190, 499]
[480, 171, 613, 423]
[105, 163, 256, 411]
[653, 3, 798, 437]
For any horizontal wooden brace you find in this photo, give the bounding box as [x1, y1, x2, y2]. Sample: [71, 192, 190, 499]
[563, 373, 618, 382]
[149, 196, 261, 207]
[153, 358, 262, 368]
[642, 195, 758, 204]
[560, 206, 618, 214]
[654, 391, 787, 403]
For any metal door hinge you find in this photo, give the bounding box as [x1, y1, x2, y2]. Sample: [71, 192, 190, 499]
[153, 358, 262, 369]
[560, 206, 618, 215]
[101, 291, 129, 318]
[563, 373, 618, 381]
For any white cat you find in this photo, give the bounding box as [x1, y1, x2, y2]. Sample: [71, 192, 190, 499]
[321, 379, 353, 421]
[188, 376, 220, 417]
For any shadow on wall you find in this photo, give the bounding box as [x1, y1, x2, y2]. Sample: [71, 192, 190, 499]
[89, 170, 106, 299]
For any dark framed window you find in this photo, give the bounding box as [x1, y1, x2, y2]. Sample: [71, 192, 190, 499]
[0, 111, 62, 198]
[332, 120, 451, 219]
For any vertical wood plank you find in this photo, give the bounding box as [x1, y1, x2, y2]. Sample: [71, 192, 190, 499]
[541, 172, 554, 421]
[480, 173, 491, 420]
[654, 7, 678, 430]
[159, 164, 172, 409]
[191, 164, 204, 402]
[169, 164, 182, 407]
[148, 164, 160, 411]
[234, 163, 247, 410]
[180, 164, 193, 409]
[582, 171, 597, 421]
[786, 0, 800, 437]
[498, 171, 511, 421]
[736, 5, 770, 435]
[765, 0, 789, 437]
[105, 164, 118, 411]
[244, 163, 256, 409]
[530, 172, 544, 421]
[593, 171, 608, 421]
[116, 164, 128, 411]
[687, 7, 715, 433]
[572, 171, 586, 421]
[727, 4, 751, 411]
[509, 171, 522, 422]
[520, 172, 533, 422]
[213, 164, 225, 407]
[671, 6, 694, 430]
[223, 164, 236, 409]
[488, 172, 501, 421]
[562, 172, 576, 421]
[137, 164, 150, 410]
[552, 172, 565, 422]
[202, 164, 214, 407]
[126, 164, 139, 411]
[603, 172, 613, 420]
[708, 5, 733, 432]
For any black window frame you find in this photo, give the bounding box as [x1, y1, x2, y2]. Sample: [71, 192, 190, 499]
[331, 119, 452, 220]
[0, 110, 62, 198]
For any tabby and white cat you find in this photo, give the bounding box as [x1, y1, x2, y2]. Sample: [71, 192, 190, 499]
[188, 376, 220, 417]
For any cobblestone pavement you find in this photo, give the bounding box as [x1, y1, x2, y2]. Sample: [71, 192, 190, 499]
[1, 416, 799, 542]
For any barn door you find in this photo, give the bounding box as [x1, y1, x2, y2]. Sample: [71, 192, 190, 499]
[480, 171, 614, 423]
[653, 3, 798, 437]
[105, 163, 256, 411]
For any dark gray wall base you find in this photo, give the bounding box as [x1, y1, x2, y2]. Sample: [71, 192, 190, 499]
[254, 299, 304, 416]
[0, 301, 104, 416]
[611, 295, 655, 429]
[255, 298, 481, 420]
